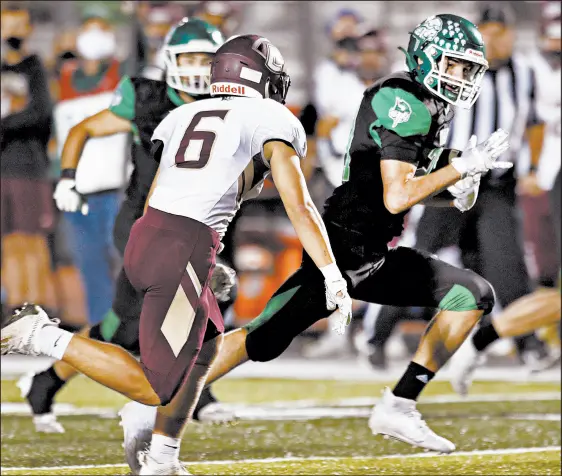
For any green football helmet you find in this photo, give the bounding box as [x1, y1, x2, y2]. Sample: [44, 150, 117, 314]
[400, 14, 489, 109]
[163, 17, 225, 96]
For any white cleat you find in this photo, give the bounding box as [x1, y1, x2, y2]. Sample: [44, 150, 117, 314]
[196, 402, 238, 423]
[138, 452, 191, 475]
[17, 372, 66, 433]
[32, 413, 65, 434]
[1, 304, 59, 356]
[119, 401, 157, 475]
[449, 339, 486, 397]
[369, 387, 456, 454]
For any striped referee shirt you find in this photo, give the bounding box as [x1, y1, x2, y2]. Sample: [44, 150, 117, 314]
[447, 53, 543, 185]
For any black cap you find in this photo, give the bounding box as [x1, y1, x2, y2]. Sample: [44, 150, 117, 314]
[479, 5, 515, 27]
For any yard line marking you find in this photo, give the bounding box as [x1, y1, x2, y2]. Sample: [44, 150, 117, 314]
[1, 446, 560, 472]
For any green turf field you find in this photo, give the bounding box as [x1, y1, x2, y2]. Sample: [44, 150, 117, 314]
[1, 377, 560, 475]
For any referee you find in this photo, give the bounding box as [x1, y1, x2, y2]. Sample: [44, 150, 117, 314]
[367, 5, 549, 368]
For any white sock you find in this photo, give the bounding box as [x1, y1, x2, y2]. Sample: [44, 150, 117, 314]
[37, 327, 73, 360]
[150, 434, 181, 465]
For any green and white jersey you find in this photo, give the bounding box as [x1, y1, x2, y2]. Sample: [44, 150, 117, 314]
[108, 75, 187, 213]
[323, 71, 454, 244]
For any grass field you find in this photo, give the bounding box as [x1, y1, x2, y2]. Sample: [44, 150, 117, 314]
[1, 377, 560, 475]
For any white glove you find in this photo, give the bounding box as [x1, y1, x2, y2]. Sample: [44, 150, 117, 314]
[210, 262, 237, 302]
[320, 263, 353, 335]
[53, 179, 89, 215]
[448, 173, 481, 212]
[451, 130, 511, 177]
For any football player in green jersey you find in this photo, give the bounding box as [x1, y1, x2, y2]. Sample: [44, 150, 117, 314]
[200, 13, 511, 454]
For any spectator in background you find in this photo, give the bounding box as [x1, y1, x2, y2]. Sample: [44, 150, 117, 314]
[1, 5, 57, 315]
[356, 27, 390, 85]
[138, 5, 176, 80]
[53, 7, 130, 326]
[192, 1, 242, 38]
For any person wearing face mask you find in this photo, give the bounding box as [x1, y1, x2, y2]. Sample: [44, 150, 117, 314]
[54, 10, 130, 335]
[1, 5, 57, 317]
[19, 17, 236, 436]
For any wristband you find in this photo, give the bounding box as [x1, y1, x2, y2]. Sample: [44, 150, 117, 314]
[319, 262, 344, 283]
[61, 168, 77, 180]
[529, 164, 538, 173]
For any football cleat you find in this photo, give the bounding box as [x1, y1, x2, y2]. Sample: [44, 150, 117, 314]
[369, 387, 456, 454]
[449, 339, 486, 397]
[119, 401, 157, 475]
[32, 413, 65, 434]
[1, 303, 59, 356]
[138, 451, 191, 475]
[17, 372, 65, 433]
[193, 386, 237, 423]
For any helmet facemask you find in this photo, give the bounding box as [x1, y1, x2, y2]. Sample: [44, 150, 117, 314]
[265, 73, 291, 104]
[163, 42, 217, 96]
[423, 45, 488, 108]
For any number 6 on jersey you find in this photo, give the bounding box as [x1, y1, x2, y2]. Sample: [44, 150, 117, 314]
[175, 110, 230, 168]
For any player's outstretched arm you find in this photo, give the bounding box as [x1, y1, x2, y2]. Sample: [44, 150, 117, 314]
[266, 140, 352, 333]
[60, 109, 132, 171]
[266, 140, 335, 268]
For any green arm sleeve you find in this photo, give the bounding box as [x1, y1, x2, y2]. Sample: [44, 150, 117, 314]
[108, 75, 136, 121]
[371, 87, 432, 137]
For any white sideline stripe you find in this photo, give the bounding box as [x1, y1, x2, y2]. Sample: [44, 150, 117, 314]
[2, 392, 560, 419]
[1, 446, 560, 472]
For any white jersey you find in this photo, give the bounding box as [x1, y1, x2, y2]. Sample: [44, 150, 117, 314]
[533, 53, 561, 191]
[149, 97, 307, 238]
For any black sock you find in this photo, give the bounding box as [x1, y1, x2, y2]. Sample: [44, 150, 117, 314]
[472, 321, 500, 352]
[392, 362, 435, 401]
[27, 367, 66, 415]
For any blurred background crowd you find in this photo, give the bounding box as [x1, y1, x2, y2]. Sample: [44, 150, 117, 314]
[1, 0, 560, 372]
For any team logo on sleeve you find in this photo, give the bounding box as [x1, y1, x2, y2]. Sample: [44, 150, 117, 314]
[389, 97, 412, 128]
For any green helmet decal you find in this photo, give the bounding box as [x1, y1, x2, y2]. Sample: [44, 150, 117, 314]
[163, 18, 225, 96]
[401, 14, 489, 109]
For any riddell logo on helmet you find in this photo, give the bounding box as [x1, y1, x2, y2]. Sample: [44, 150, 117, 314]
[211, 83, 246, 95]
[466, 49, 483, 58]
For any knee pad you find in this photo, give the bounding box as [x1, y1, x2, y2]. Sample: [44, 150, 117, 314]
[245, 326, 291, 362]
[438, 271, 496, 316]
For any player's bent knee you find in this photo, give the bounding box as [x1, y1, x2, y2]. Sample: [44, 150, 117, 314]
[438, 270, 496, 316]
[245, 329, 291, 362]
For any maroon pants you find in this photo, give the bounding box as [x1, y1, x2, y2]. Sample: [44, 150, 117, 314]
[1, 178, 55, 236]
[124, 207, 224, 405]
[520, 194, 560, 287]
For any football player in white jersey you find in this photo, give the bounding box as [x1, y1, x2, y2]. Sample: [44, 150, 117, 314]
[1, 34, 352, 475]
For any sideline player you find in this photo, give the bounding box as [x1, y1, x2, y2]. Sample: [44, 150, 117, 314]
[16, 18, 230, 434]
[1, 34, 353, 475]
